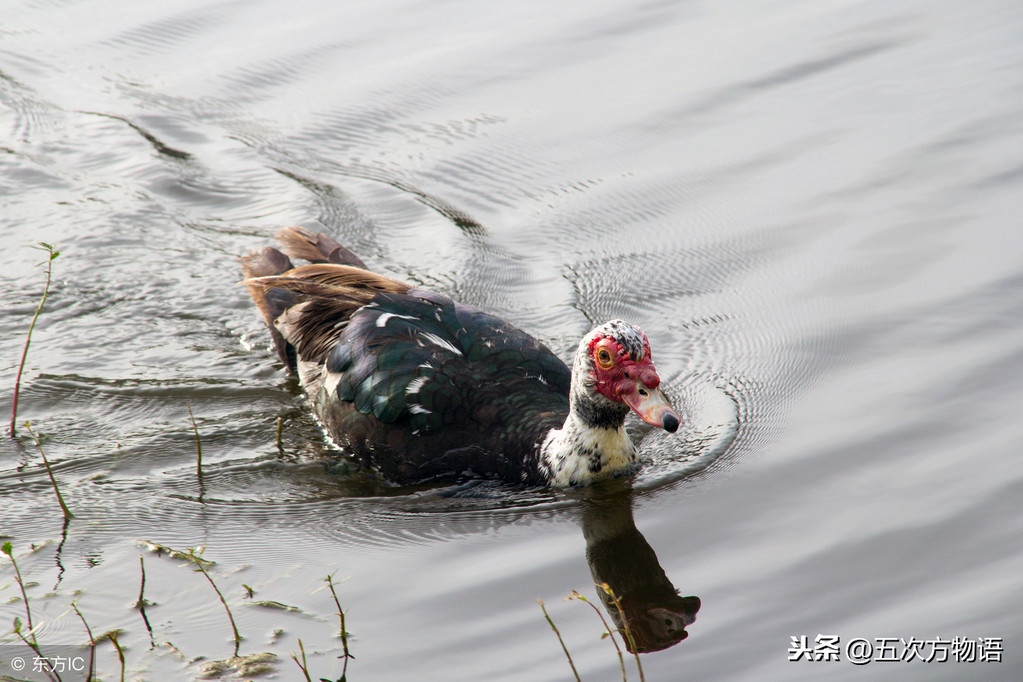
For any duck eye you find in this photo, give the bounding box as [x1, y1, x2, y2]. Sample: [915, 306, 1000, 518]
[596, 348, 614, 369]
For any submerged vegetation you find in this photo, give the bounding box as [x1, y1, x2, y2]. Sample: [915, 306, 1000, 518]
[1, 538, 355, 680]
[3, 540, 639, 681]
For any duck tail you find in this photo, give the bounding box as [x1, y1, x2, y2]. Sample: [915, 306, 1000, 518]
[275, 226, 367, 268]
[241, 243, 299, 370]
[241, 228, 377, 371]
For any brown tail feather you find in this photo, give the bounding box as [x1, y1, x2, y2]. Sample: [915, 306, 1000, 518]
[241, 245, 293, 280]
[242, 232, 409, 371]
[275, 226, 367, 268]
[245, 264, 409, 297]
[242, 264, 411, 364]
[241, 246, 296, 369]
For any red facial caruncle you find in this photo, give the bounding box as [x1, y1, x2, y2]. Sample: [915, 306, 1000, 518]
[588, 332, 680, 433]
[589, 334, 656, 394]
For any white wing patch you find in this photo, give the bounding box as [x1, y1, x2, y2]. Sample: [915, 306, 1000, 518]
[376, 312, 418, 328]
[409, 404, 432, 415]
[418, 331, 463, 356]
[405, 376, 428, 396]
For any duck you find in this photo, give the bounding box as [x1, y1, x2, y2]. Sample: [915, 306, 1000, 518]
[242, 227, 680, 487]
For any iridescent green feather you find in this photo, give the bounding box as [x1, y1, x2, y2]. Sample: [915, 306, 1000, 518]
[324, 290, 570, 437]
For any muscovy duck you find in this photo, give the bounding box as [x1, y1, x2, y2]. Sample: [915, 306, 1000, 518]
[242, 227, 680, 486]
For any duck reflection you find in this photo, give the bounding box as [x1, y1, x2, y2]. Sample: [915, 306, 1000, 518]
[577, 485, 700, 653]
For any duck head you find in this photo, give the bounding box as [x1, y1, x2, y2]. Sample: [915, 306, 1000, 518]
[573, 320, 680, 433]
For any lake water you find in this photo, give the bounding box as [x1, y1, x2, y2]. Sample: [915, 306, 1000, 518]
[2, 0, 1022, 679]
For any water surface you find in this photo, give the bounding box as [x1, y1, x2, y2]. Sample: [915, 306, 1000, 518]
[2, 0, 1022, 679]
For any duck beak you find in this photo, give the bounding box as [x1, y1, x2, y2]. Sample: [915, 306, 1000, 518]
[622, 380, 680, 433]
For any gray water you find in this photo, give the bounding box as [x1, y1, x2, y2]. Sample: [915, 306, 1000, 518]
[2, 0, 1022, 679]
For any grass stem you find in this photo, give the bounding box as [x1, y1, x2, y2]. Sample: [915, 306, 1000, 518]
[25, 421, 73, 520]
[71, 601, 96, 681]
[2, 542, 35, 637]
[107, 630, 126, 682]
[14, 627, 58, 681]
[538, 598, 581, 682]
[135, 554, 155, 647]
[326, 573, 353, 680]
[291, 639, 314, 682]
[3, 544, 58, 680]
[10, 242, 59, 437]
[186, 403, 202, 481]
[569, 590, 627, 681]
[188, 547, 241, 657]
[599, 582, 645, 682]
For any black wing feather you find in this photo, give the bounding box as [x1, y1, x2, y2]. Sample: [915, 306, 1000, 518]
[313, 289, 570, 482]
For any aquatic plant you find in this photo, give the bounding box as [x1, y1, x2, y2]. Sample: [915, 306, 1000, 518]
[291, 638, 313, 682]
[288, 574, 353, 682]
[10, 241, 59, 437]
[2, 538, 362, 679]
[540, 583, 646, 682]
[2, 542, 34, 634]
[331, 572, 360, 674]
[70, 601, 97, 681]
[25, 421, 73, 521]
[134, 554, 155, 647]
[567, 589, 628, 681]
[326, 572, 354, 681]
[2, 541, 59, 681]
[597, 582, 645, 682]
[186, 402, 202, 481]
[538, 597, 581, 682]
[101, 629, 126, 682]
[187, 546, 243, 657]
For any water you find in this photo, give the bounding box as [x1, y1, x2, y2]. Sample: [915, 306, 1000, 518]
[2, 0, 1022, 679]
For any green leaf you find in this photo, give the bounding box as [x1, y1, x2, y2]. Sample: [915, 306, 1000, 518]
[1, 541, 11, 555]
[13, 616, 22, 633]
